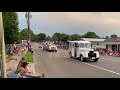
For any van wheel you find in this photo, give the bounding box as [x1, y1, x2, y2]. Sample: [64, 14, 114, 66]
[93, 58, 98, 62]
[80, 55, 85, 62]
[69, 52, 72, 58]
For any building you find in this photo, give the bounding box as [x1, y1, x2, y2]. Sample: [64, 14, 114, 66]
[81, 38, 105, 49]
[102, 37, 120, 52]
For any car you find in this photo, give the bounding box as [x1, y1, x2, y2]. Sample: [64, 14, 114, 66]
[46, 44, 57, 52]
[69, 40, 100, 62]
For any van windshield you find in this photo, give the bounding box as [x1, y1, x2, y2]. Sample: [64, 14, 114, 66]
[84, 43, 91, 48]
[79, 43, 91, 48]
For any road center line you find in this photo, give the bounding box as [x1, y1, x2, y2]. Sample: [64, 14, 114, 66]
[65, 56, 120, 76]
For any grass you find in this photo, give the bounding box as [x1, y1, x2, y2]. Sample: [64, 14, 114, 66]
[0, 48, 12, 62]
[6, 54, 12, 59]
[24, 51, 33, 62]
[6, 55, 13, 62]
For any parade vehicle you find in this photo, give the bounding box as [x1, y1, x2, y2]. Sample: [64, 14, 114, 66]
[69, 41, 100, 62]
[46, 44, 57, 52]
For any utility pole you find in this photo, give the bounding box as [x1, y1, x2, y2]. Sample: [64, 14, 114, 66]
[26, 12, 31, 50]
[0, 12, 7, 78]
[28, 12, 30, 44]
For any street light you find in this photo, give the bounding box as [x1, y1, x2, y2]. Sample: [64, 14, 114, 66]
[0, 12, 7, 78]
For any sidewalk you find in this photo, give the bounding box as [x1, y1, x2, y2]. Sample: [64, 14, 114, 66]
[6, 49, 36, 75]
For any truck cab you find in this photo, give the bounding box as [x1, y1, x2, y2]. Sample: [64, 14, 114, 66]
[69, 41, 100, 62]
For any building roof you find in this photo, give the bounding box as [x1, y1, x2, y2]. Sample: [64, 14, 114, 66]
[102, 37, 120, 44]
[69, 40, 91, 43]
[81, 38, 105, 42]
[103, 37, 120, 43]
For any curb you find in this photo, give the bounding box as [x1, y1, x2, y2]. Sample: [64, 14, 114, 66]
[32, 54, 35, 63]
[32, 54, 36, 75]
[25, 49, 36, 76]
[24, 49, 36, 76]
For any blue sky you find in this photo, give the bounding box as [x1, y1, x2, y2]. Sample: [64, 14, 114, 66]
[17, 12, 120, 37]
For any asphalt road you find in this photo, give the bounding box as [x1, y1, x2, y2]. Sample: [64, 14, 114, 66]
[32, 43, 120, 78]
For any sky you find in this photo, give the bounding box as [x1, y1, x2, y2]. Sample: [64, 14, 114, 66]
[17, 12, 120, 37]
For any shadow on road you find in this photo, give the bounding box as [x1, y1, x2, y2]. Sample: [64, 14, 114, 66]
[65, 57, 99, 63]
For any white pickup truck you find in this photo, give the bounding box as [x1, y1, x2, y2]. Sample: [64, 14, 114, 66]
[47, 44, 57, 52]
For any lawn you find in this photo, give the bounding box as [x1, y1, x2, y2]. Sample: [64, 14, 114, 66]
[0, 48, 12, 61]
[24, 51, 33, 62]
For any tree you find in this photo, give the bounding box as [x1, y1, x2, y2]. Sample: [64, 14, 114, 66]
[33, 34, 39, 42]
[52, 33, 72, 41]
[61, 33, 69, 41]
[46, 36, 52, 41]
[52, 32, 61, 41]
[20, 29, 28, 40]
[70, 34, 81, 40]
[17, 31, 21, 43]
[29, 30, 35, 42]
[19, 28, 35, 42]
[38, 33, 46, 42]
[82, 31, 100, 38]
[105, 36, 109, 39]
[110, 34, 118, 38]
[63, 34, 71, 41]
[3, 12, 20, 44]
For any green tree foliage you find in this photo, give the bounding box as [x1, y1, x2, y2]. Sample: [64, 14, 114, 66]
[46, 36, 52, 41]
[33, 34, 39, 42]
[82, 31, 100, 38]
[63, 34, 71, 41]
[20, 29, 28, 40]
[70, 34, 81, 40]
[19, 28, 35, 42]
[29, 30, 35, 42]
[17, 31, 21, 43]
[31, 31, 103, 42]
[52, 32, 72, 41]
[37, 33, 46, 42]
[52, 33, 61, 41]
[110, 34, 118, 38]
[105, 36, 109, 39]
[3, 12, 20, 44]
[60, 33, 70, 41]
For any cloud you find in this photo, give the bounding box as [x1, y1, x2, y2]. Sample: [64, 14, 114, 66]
[17, 12, 120, 37]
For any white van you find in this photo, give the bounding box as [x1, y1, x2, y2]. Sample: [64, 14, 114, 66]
[69, 41, 100, 62]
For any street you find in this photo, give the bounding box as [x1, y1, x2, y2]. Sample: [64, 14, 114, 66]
[32, 43, 120, 78]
